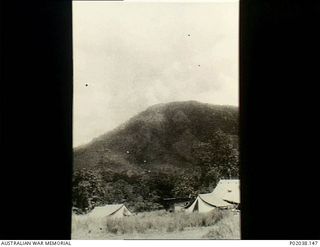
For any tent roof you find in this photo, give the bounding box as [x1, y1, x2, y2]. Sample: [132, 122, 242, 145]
[198, 193, 231, 207]
[89, 204, 128, 217]
[210, 179, 240, 204]
[222, 189, 240, 204]
[198, 179, 240, 207]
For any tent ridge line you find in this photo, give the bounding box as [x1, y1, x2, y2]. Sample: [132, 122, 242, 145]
[109, 204, 124, 216]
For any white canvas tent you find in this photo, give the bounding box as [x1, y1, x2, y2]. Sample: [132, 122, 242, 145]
[186, 179, 240, 213]
[88, 204, 132, 219]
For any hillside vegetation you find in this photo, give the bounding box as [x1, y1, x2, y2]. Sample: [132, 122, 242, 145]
[73, 101, 239, 213]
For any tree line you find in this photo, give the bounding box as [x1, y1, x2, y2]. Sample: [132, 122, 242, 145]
[72, 130, 239, 214]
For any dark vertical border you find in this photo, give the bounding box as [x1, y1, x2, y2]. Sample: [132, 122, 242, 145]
[240, 0, 320, 239]
[0, 0, 73, 239]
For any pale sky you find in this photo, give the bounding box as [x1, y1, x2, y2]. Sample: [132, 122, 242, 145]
[73, 1, 239, 147]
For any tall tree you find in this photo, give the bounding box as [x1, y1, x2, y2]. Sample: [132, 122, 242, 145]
[72, 168, 106, 213]
[192, 129, 239, 189]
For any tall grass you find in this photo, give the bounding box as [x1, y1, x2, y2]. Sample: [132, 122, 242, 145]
[202, 212, 240, 239]
[72, 209, 230, 237]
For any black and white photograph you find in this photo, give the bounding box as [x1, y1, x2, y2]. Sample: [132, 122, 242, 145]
[3, 0, 320, 242]
[72, 0, 240, 239]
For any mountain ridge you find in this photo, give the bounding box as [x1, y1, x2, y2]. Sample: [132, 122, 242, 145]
[74, 101, 238, 174]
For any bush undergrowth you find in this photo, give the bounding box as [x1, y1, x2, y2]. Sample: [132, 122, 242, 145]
[72, 209, 230, 236]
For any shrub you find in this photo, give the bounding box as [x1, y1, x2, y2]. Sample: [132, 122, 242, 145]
[202, 212, 240, 239]
[106, 219, 119, 234]
[166, 222, 175, 233]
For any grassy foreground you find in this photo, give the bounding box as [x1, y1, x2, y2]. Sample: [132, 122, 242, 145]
[72, 210, 240, 239]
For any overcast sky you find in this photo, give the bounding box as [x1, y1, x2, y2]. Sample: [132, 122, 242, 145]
[73, 1, 239, 147]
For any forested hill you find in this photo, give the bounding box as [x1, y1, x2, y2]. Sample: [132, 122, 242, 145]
[73, 101, 239, 213]
[74, 101, 238, 173]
